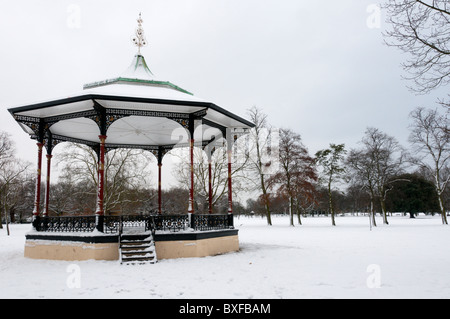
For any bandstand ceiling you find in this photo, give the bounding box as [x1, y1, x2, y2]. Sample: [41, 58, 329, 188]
[50, 118, 100, 144]
[107, 116, 189, 146]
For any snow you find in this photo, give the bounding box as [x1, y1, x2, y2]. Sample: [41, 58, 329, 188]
[82, 81, 207, 103]
[120, 54, 155, 81]
[1, 215, 449, 299]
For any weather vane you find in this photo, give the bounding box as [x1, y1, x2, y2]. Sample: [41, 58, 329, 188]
[132, 12, 147, 54]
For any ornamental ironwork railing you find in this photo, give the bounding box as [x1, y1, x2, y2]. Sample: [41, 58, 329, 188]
[192, 214, 234, 231]
[153, 215, 189, 232]
[103, 215, 155, 234]
[35, 214, 234, 233]
[38, 216, 96, 233]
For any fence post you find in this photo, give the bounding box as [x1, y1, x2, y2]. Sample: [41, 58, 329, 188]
[228, 213, 234, 229]
[42, 216, 49, 232]
[188, 213, 195, 230]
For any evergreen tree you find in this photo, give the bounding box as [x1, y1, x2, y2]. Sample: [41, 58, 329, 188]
[315, 144, 346, 226]
[386, 173, 440, 218]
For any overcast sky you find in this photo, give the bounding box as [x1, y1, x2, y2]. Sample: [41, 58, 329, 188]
[0, 0, 447, 190]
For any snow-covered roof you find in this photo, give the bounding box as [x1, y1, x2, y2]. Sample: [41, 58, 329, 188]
[83, 54, 193, 96]
[120, 54, 155, 80]
[8, 53, 254, 152]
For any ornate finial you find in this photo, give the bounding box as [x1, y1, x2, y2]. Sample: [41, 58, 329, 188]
[132, 12, 147, 54]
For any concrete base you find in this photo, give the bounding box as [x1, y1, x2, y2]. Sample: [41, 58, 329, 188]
[24, 232, 120, 261]
[24, 241, 120, 261]
[155, 231, 239, 260]
[24, 229, 239, 261]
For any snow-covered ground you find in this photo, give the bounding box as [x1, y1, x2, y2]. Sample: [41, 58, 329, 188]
[0, 215, 449, 299]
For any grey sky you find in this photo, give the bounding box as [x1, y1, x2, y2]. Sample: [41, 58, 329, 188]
[0, 0, 447, 189]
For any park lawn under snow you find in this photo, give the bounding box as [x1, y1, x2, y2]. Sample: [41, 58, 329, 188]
[0, 215, 449, 299]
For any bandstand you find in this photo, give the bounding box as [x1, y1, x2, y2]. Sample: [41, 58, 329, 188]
[8, 14, 254, 263]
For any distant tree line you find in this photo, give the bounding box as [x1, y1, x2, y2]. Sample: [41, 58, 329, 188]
[244, 105, 448, 227]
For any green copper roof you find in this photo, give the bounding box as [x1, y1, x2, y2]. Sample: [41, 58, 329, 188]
[124, 54, 154, 78]
[83, 54, 193, 95]
[83, 77, 194, 95]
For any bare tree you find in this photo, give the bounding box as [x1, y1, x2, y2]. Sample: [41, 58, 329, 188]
[315, 144, 347, 226]
[347, 148, 379, 227]
[346, 128, 406, 226]
[269, 128, 317, 226]
[362, 127, 406, 224]
[49, 177, 89, 216]
[0, 131, 15, 172]
[173, 147, 227, 213]
[246, 106, 278, 225]
[0, 131, 32, 234]
[409, 107, 449, 224]
[56, 143, 154, 215]
[0, 161, 31, 235]
[383, 0, 450, 94]
[161, 187, 189, 214]
[172, 140, 250, 214]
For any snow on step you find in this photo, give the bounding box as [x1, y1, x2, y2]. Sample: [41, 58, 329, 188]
[119, 233, 157, 265]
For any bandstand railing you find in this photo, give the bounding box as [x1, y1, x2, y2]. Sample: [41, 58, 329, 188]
[35, 214, 234, 234]
[38, 216, 97, 233]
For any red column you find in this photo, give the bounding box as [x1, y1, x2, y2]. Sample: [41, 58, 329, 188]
[32, 142, 43, 228]
[188, 138, 195, 214]
[158, 162, 162, 215]
[208, 156, 212, 214]
[43, 154, 52, 217]
[96, 135, 107, 231]
[227, 147, 233, 214]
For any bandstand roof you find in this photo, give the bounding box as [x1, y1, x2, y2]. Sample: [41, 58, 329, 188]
[8, 52, 254, 154]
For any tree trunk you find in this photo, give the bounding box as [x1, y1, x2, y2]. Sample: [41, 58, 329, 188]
[370, 198, 377, 227]
[328, 181, 336, 226]
[264, 202, 272, 226]
[4, 204, 10, 236]
[380, 198, 389, 225]
[297, 212, 302, 225]
[438, 195, 448, 225]
[289, 196, 294, 226]
[296, 201, 302, 226]
[260, 177, 272, 226]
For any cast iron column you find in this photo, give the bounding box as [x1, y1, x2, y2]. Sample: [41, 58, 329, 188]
[32, 142, 44, 230]
[227, 144, 233, 214]
[158, 163, 162, 214]
[157, 148, 163, 215]
[95, 135, 107, 232]
[43, 153, 53, 217]
[208, 152, 213, 214]
[188, 137, 195, 214]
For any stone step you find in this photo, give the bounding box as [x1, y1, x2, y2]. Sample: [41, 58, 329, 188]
[119, 233, 157, 265]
